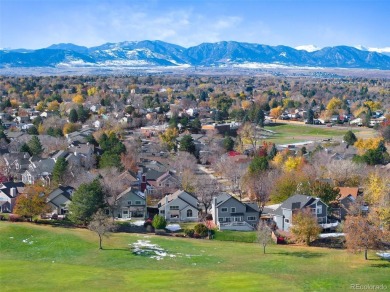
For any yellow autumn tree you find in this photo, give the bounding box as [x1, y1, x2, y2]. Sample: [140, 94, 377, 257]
[271, 152, 285, 168]
[364, 171, 390, 230]
[47, 100, 60, 111]
[63, 123, 81, 135]
[270, 106, 283, 119]
[326, 97, 343, 110]
[283, 156, 305, 172]
[36, 101, 45, 112]
[354, 138, 384, 155]
[87, 87, 97, 96]
[10, 99, 20, 108]
[363, 101, 382, 111]
[241, 100, 252, 110]
[72, 94, 84, 104]
[159, 127, 178, 151]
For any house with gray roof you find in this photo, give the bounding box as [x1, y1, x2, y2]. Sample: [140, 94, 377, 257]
[211, 193, 260, 231]
[0, 181, 25, 213]
[158, 190, 199, 222]
[110, 187, 146, 219]
[46, 186, 74, 216]
[262, 194, 328, 232]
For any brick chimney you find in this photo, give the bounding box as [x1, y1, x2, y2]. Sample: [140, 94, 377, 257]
[140, 174, 147, 192]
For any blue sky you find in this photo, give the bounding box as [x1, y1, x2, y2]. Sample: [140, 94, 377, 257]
[0, 0, 388, 49]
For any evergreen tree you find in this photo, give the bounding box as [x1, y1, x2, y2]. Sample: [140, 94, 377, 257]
[223, 135, 235, 151]
[27, 136, 43, 156]
[344, 130, 357, 146]
[20, 143, 31, 155]
[27, 126, 39, 135]
[268, 143, 277, 160]
[257, 109, 265, 127]
[179, 135, 196, 154]
[68, 179, 105, 225]
[307, 109, 314, 124]
[52, 157, 68, 184]
[77, 105, 89, 123]
[248, 156, 269, 175]
[69, 108, 78, 123]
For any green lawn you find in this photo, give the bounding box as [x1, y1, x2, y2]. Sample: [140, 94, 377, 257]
[1, 222, 389, 291]
[263, 124, 374, 145]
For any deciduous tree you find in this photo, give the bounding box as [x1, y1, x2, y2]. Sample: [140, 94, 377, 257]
[88, 209, 117, 250]
[13, 184, 49, 221]
[290, 208, 322, 246]
[344, 213, 383, 260]
[257, 222, 273, 254]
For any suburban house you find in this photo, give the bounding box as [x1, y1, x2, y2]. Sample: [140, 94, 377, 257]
[0, 181, 25, 213]
[211, 193, 260, 231]
[111, 187, 146, 219]
[21, 158, 56, 185]
[2, 152, 32, 180]
[158, 190, 199, 222]
[335, 187, 366, 220]
[68, 143, 95, 169]
[46, 186, 74, 216]
[263, 194, 328, 232]
[147, 171, 180, 196]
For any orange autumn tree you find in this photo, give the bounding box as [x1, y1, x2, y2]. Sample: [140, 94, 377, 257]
[14, 184, 49, 221]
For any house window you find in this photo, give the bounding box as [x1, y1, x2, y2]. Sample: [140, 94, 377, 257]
[123, 210, 128, 215]
[225, 217, 231, 222]
[135, 201, 141, 205]
[218, 217, 224, 222]
[128, 201, 132, 205]
[247, 216, 256, 221]
[317, 205, 323, 214]
[187, 209, 193, 217]
[285, 218, 290, 223]
[231, 207, 236, 213]
[170, 206, 179, 210]
[170, 214, 179, 218]
[160, 210, 165, 214]
[221, 207, 228, 212]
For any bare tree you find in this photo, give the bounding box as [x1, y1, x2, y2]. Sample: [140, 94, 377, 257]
[244, 170, 278, 212]
[193, 176, 221, 214]
[99, 167, 126, 219]
[257, 222, 273, 254]
[88, 209, 117, 250]
[172, 152, 198, 192]
[217, 156, 247, 200]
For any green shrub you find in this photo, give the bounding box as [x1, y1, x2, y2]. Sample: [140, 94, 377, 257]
[152, 215, 167, 229]
[194, 223, 208, 237]
[184, 228, 195, 238]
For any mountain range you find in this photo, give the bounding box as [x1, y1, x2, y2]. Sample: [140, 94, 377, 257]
[1, 40, 390, 70]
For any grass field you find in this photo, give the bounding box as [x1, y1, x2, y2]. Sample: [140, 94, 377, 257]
[1, 222, 389, 291]
[263, 124, 376, 145]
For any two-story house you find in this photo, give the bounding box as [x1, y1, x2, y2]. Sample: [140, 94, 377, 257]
[158, 190, 199, 222]
[211, 193, 260, 231]
[111, 187, 146, 219]
[263, 194, 328, 232]
[46, 186, 74, 216]
[0, 181, 25, 213]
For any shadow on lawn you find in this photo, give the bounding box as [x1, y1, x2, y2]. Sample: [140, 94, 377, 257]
[270, 251, 324, 258]
[101, 248, 129, 252]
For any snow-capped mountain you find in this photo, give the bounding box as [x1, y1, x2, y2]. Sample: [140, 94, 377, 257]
[294, 45, 321, 52]
[1, 40, 390, 69]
